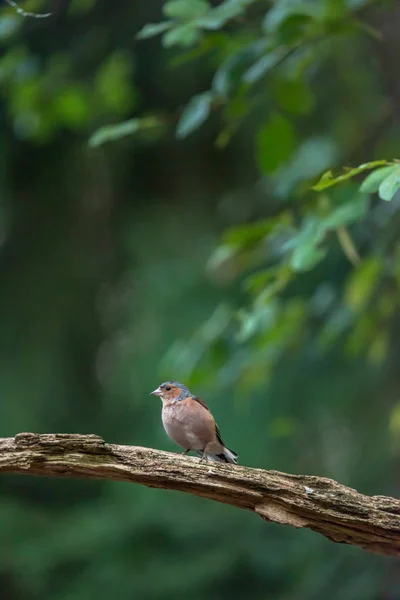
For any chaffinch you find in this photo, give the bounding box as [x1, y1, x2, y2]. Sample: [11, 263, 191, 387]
[151, 381, 238, 464]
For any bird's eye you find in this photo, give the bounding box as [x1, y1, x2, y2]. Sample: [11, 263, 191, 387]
[165, 386, 171, 391]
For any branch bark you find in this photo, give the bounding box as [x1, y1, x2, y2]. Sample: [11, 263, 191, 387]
[1, 432, 399, 556]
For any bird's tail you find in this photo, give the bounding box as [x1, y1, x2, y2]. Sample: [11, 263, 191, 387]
[221, 447, 238, 464]
[196, 448, 238, 464]
[214, 447, 238, 464]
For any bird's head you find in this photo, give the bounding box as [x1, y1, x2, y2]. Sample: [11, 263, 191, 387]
[150, 381, 190, 403]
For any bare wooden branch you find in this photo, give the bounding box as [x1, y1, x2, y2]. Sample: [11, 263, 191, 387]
[0, 432, 399, 556]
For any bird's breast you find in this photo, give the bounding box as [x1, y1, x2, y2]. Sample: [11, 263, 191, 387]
[161, 401, 214, 450]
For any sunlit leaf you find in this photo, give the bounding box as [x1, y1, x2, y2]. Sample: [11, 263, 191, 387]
[88, 119, 141, 147]
[88, 117, 163, 147]
[164, 0, 209, 20]
[199, 0, 251, 29]
[378, 167, 400, 201]
[312, 160, 390, 191]
[359, 165, 398, 193]
[242, 48, 286, 84]
[53, 86, 90, 127]
[95, 52, 135, 113]
[289, 218, 327, 272]
[163, 24, 201, 47]
[222, 219, 279, 247]
[291, 245, 326, 271]
[136, 22, 172, 40]
[176, 91, 212, 138]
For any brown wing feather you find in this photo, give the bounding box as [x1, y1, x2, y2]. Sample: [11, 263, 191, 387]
[192, 396, 226, 446]
[192, 395, 210, 411]
[215, 424, 225, 446]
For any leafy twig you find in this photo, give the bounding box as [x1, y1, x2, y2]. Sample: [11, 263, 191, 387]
[4, 0, 51, 18]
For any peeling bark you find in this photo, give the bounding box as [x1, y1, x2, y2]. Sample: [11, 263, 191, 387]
[0, 433, 399, 556]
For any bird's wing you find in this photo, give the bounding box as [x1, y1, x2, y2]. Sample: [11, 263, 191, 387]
[192, 395, 210, 411]
[215, 423, 225, 446]
[192, 396, 226, 446]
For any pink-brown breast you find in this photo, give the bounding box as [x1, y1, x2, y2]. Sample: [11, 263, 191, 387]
[161, 397, 219, 451]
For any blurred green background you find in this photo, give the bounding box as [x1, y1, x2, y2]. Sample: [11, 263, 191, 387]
[0, 0, 399, 598]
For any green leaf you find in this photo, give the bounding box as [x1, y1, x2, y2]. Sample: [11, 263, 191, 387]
[164, 0, 209, 20]
[359, 165, 398, 193]
[263, 2, 320, 34]
[163, 24, 201, 47]
[212, 54, 242, 97]
[136, 22, 172, 40]
[88, 119, 141, 147]
[0, 15, 20, 39]
[273, 77, 315, 115]
[291, 246, 327, 271]
[245, 266, 281, 293]
[222, 218, 284, 247]
[246, 265, 293, 298]
[345, 313, 375, 357]
[206, 244, 238, 274]
[176, 91, 212, 138]
[212, 41, 266, 97]
[378, 167, 400, 201]
[345, 258, 382, 310]
[322, 195, 369, 230]
[312, 160, 390, 191]
[277, 13, 315, 43]
[198, 0, 249, 29]
[274, 137, 339, 198]
[288, 218, 327, 272]
[95, 52, 135, 114]
[242, 48, 287, 84]
[88, 117, 163, 148]
[257, 113, 297, 173]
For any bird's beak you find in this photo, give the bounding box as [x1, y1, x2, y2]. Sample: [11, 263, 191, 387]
[150, 387, 162, 397]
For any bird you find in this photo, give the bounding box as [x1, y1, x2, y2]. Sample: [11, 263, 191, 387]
[151, 380, 238, 464]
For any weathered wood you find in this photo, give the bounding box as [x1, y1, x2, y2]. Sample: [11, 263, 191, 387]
[0, 432, 399, 556]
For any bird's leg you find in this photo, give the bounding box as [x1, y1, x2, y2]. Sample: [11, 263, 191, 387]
[199, 451, 209, 463]
[200, 449, 216, 474]
[182, 449, 190, 455]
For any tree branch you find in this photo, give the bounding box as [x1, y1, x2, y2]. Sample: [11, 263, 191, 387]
[4, 0, 51, 18]
[1, 432, 399, 556]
